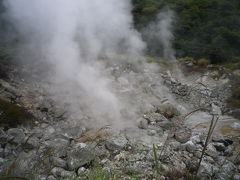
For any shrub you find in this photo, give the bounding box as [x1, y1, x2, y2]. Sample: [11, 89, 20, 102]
[178, 57, 196, 63]
[197, 58, 210, 67]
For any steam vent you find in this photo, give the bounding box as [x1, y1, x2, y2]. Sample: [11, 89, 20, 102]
[0, 0, 239, 179]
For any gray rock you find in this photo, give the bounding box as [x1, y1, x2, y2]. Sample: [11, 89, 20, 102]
[197, 161, 217, 179]
[205, 143, 218, 159]
[103, 167, 112, 177]
[51, 157, 67, 169]
[143, 113, 168, 122]
[67, 147, 95, 170]
[137, 118, 148, 129]
[105, 136, 127, 151]
[213, 142, 226, 152]
[24, 136, 40, 150]
[185, 141, 196, 153]
[215, 173, 231, 180]
[7, 128, 25, 144]
[174, 128, 191, 143]
[222, 160, 236, 173]
[0, 129, 8, 144]
[77, 167, 89, 176]
[147, 130, 157, 136]
[51, 167, 76, 178]
[47, 175, 56, 180]
[156, 103, 180, 118]
[43, 137, 69, 148]
[234, 173, 240, 180]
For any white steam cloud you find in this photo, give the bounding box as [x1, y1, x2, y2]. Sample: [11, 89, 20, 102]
[3, 0, 146, 129]
[144, 8, 176, 60]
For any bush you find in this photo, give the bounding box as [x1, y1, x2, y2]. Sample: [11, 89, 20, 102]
[178, 57, 196, 63]
[197, 58, 210, 67]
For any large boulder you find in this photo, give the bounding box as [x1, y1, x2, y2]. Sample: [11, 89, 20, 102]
[67, 147, 95, 170]
[105, 136, 128, 151]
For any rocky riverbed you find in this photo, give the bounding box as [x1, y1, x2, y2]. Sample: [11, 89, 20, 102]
[0, 61, 239, 180]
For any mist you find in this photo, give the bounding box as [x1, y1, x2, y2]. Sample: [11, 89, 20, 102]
[3, 0, 146, 129]
[143, 8, 176, 60]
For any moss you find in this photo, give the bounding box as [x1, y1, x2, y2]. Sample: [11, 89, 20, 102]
[0, 98, 35, 128]
[145, 56, 165, 63]
[178, 57, 196, 63]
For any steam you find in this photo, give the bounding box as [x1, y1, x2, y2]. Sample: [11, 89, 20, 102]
[3, 0, 146, 129]
[144, 8, 176, 60]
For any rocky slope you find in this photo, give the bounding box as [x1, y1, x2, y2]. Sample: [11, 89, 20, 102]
[0, 61, 239, 180]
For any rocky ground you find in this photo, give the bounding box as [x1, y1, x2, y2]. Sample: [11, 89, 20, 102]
[0, 61, 239, 180]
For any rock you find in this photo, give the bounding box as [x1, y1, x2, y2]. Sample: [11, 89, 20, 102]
[105, 136, 127, 151]
[51, 167, 76, 178]
[185, 141, 196, 153]
[233, 173, 240, 180]
[210, 70, 219, 79]
[197, 161, 217, 179]
[43, 136, 69, 148]
[156, 103, 180, 118]
[23, 136, 40, 150]
[147, 130, 157, 136]
[174, 128, 191, 143]
[137, 118, 148, 129]
[77, 167, 89, 176]
[67, 147, 95, 170]
[222, 160, 236, 173]
[143, 113, 168, 122]
[233, 69, 240, 77]
[0, 129, 8, 144]
[213, 142, 225, 152]
[205, 143, 218, 159]
[211, 103, 222, 115]
[7, 128, 25, 144]
[103, 167, 112, 177]
[51, 157, 67, 169]
[215, 173, 231, 180]
[190, 134, 203, 144]
[47, 175, 56, 180]
[157, 121, 174, 130]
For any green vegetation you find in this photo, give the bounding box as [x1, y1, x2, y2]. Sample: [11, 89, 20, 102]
[0, 98, 35, 128]
[132, 0, 240, 64]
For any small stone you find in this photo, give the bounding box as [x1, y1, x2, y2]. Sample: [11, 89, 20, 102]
[103, 167, 112, 177]
[147, 130, 157, 136]
[105, 136, 127, 151]
[7, 128, 25, 144]
[213, 142, 226, 152]
[144, 113, 168, 122]
[0, 129, 8, 144]
[51, 167, 76, 178]
[174, 128, 191, 143]
[157, 103, 180, 118]
[137, 118, 148, 129]
[51, 157, 67, 168]
[185, 141, 196, 153]
[215, 173, 231, 180]
[233, 173, 240, 180]
[222, 160, 236, 173]
[24, 136, 40, 150]
[77, 167, 89, 176]
[47, 175, 56, 180]
[205, 143, 218, 159]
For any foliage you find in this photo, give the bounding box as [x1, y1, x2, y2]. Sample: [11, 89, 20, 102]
[145, 56, 165, 63]
[132, 0, 240, 64]
[178, 56, 196, 63]
[197, 58, 210, 67]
